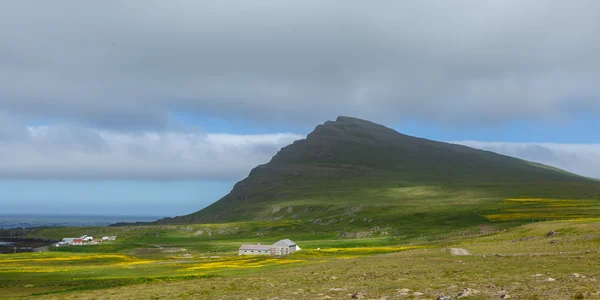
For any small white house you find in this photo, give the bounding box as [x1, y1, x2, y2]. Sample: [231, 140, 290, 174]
[101, 236, 117, 241]
[273, 239, 301, 252]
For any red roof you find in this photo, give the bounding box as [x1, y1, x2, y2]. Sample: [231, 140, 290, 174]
[73, 239, 83, 243]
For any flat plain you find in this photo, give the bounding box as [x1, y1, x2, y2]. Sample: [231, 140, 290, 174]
[1, 216, 600, 299]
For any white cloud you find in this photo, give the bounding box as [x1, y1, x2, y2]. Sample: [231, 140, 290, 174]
[0, 116, 302, 180]
[455, 141, 600, 179]
[1, 111, 599, 180]
[0, 1, 599, 127]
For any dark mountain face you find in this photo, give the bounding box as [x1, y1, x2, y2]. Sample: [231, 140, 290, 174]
[271, 117, 543, 176]
[157, 116, 596, 224]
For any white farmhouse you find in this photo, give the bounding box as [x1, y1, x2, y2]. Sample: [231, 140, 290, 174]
[273, 239, 301, 252]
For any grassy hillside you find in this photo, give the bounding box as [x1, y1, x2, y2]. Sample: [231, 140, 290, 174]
[158, 117, 600, 239]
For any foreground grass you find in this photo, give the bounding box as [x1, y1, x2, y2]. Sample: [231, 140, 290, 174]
[0, 241, 414, 297]
[0, 219, 599, 299]
[0, 252, 308, 297]
[28, 239, 600, 299]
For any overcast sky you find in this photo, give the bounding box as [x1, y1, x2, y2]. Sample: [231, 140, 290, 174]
[1, 1, 599, 216]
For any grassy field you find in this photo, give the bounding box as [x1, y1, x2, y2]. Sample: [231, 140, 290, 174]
[0, 251, 309, 297]
[0, 237, 418, 298]
[483, 197, 600, 222]
[0, 218, 599, 299]
[1, 219, 598, 299]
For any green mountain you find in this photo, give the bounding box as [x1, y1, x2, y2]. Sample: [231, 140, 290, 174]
[158, 117, 600, 234]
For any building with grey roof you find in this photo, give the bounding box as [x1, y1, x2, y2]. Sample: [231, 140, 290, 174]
[238, 239, 300, 256]
[238, 244, 274, 255]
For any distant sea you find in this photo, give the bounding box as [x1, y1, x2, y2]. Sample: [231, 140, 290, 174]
[0, 215, 163, 229]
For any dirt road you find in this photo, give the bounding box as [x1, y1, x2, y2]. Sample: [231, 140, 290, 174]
[450, 248, 472, 256]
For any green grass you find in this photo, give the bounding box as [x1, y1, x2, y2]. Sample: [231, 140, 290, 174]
[2, 219, 598, 299]
[0, 251, 309, 297]
[0, 238, 423, 297]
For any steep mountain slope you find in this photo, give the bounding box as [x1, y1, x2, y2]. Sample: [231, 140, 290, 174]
[158, 117, 600, 232]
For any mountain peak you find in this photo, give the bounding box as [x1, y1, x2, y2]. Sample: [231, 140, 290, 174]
[307, 116, 403, 143]
[330, 116, 392, 130]
[335, 115, 372, 123]
[159, 117, 592, 224]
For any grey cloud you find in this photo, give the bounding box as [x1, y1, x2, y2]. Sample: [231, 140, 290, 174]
[456, 141, 600, 179]
[1, 1, 600, 128]
[0, 116, 302, 180]
[0, 112, 29, 141]
[1, 113, 599, 180]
